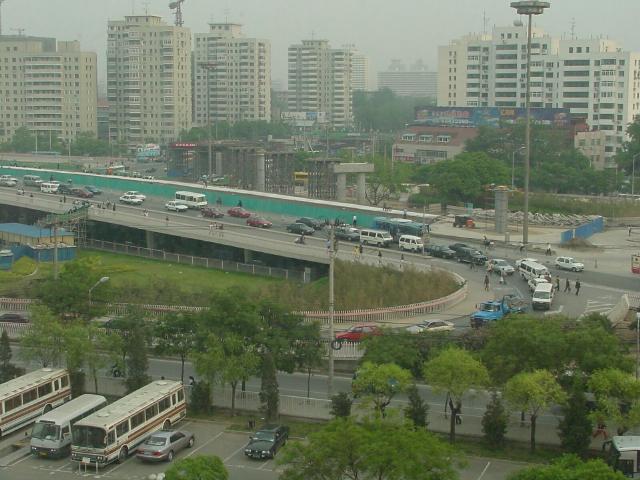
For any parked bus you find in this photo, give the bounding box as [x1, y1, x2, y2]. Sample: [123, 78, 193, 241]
[373, 217, 425, 239]
[71, 380, 186, 467]
[31, 394, 107, 458]
[174, 191, 207, 209]
[604, 436, 640, 477]
[0, 368, 71, 437]
[632, 254, 640, 274]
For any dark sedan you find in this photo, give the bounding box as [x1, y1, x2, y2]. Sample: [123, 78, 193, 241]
[334, 226, 360, 242]
[84, 185, 102, 195]
[448, 242, 471, 253]
[295, 217, 324, 230]
[426, 244, 456, 259]
[286, 222, 315, 235]
[244, 425, 289, 460]
[201, 207, 225, 218]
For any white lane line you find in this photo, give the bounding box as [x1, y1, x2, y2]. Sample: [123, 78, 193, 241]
[185, 431, 224, 457]
[223, 444, 247, 463]
[7, 453, 33, 466]
[544, 305, 564, 316]
[56, 461, 72, 471]
[477, 461, 491, 480]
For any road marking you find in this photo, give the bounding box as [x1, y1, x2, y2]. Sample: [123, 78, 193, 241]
[223, 444, 247, 463]
[477, 461, 491, 480]
[185, 431, 224, 457]
[544, 305, 564, 316]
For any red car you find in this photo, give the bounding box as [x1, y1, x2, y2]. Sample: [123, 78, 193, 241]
[201, 207, 224, 218]
[228, 207, 251, 218]
[70, 188, 93, 198]
[335, 324, 382, 343]
[246, 216, 272, 228]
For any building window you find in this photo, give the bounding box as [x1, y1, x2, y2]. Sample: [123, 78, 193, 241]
[437, 135, 451, 143]
[402, 134, 416, 141]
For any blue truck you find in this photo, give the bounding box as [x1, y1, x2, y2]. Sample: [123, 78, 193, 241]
[470, 294, 527, 328]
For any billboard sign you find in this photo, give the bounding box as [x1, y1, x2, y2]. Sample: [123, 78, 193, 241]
[414, 107, 570, 128]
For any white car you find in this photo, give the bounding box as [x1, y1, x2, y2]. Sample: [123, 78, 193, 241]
[515, 257, 539, 269]
[528, 276, 550, 293]
[119, 194, 143, 205]
[405, 320, 454, 334]
[489, 258, 515, 275]
[165, 201, 188, 212]
[123, 190, 146, 201]
[555, 256, 584, 272]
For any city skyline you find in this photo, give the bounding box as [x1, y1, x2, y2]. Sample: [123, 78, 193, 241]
[3, 0, 639, 92]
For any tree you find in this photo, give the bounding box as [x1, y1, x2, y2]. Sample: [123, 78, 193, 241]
[20, 306, 65, 367]
[507, 454, 625, 480]
[0, 330, 22, 382]
[163, 455, 228, 480]
[423, 346, 489, 442]
[260, 351, 279, 422]
[588, 368, 640, 435]
[362, 331, 431, 378]
[154, 313, 197, 383]
[504, 370, 566, 452]
[352, 89, 434, 131]
[190, 380, 212, 414]
[0, 126, 35, 153]
[352, 362, 412, 417]
[330, 392, 352, 418]
[278, 417, 457, 480]
[124, 320, 151, 394]
[558, 384, 593, 457]
[405, 385, 428, 429]
[482, 392, 508, 449]
[295, 338, 324, 398]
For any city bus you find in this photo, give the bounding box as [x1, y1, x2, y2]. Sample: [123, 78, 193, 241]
[373, 217, 425, 240]
[174, 191, 208, 209]
[0, 368, 71, 437]
[604, 436, 640, 477]
[71, 380, 186, 467]
[632, 254, 640, 274]
[31, 394, 107, 458]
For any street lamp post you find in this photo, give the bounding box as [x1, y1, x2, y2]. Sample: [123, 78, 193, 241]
[88, 276, 110, 305]
[632, 153, 640, 198]
[511, 1, 550, 249]
[327, 222, 336, 397]
[636, 311, 640, 380]
[511, 146, 525, 190]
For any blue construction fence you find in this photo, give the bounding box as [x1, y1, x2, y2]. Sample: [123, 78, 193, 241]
[560, 216, 604, 243]
[9, 244, 77, 263]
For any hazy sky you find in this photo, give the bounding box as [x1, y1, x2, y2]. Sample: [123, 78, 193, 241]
[4, 0, 639, 92]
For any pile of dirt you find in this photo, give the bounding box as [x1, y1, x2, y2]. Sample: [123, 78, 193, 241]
[562, 237, 603, 252]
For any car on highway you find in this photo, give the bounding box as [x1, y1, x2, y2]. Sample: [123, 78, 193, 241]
[0, 175, 17, 187]
[227, 206, 251, 218]
[165, 201, 188, 212]
[295, 217, 324, 230]
[119, 194, 144, 205]
[286, 222, 315, 235]
[201, 206, 224, 218]
[247, 216, 272, 228]
[57, 184, 73, 195]
[84, 185, 102, 195]
[70, 187, 93, 198]
[136, 429, 194, 462]
[405, 320, 454, 334]
[448, 242, 471, 253]
[123, 190, 146, 201]
[244, 425, 289, 460]
[426, 244, 456, 259]
[335, 324, 382, 343]
[489, 258, 515, 275]
[334, 225, 360, 242]
[515, 257, 539, 269]
[555, 256, 584, 272]
[0, 312, 29, 323]
[455, 247, 487, 265]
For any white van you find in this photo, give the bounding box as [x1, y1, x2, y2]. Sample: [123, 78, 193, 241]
[40, 182, 60, 193]
[532, 282, 554, 310]
[399, 235, 423, 253]
[360, 229, 393, 247]
[23, 175, 43, 186]
[519, 259, 549, 281]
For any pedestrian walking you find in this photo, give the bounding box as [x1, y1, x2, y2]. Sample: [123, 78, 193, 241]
[403, 208, 407, 219]
[208, 222, 214, 234]
[112, 203, 116, 212]
[165, 215, 169, 226]
[353, 245, 360, 259]
[630, 226, 633, 237]
[377, 249, 382, 265]
[575, 279, 581, 295]
[358, 243, 363, 256]
[218, 223, 224, 238]
[564, 278, 571, 293]
[546, 243, 552, 256]
[326, 239, 331, 251]
[352, 215, 357, 227]
[237, 200, 243, 207]
[484, 274, 490, 291]
[400, 253, 405, 269]
[519, 241, 524, 252]
[63, 194, 66, 203]
[500, 270, 506, 285]
[555, 275, 560, 291]
[455, 401, 462, 425]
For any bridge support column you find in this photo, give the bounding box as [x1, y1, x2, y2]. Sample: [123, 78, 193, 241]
[336, 173, 347, 202]
[215, 152, 222, 176]
[356, 173, 366, 204]
[243, 249, 253, 264]
[256, 153, 265, 192]
[145, 230, 156, 250]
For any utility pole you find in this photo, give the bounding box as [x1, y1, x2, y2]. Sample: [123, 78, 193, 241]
[327, 222, 336, 397]
[0, 0, 6, 36]
[53, 225, 59, 280]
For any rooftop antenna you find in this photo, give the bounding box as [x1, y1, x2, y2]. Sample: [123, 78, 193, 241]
[0, 0, 7, 36]
[169, 0, 185, 26]
[131, 0, 135, 15]
[482, 10, 489, 36]
[570, 17, 576, 40]
[143, 0, 150, 15]
[11, 27, 24, 36]
[223, 7, 229, 23]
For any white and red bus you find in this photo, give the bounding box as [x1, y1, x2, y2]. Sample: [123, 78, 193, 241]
[632, 254, 640, 274]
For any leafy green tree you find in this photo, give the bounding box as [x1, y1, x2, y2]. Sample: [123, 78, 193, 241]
[352, 89, 434, 131]
[423, 346, 489, 442]
[482, 392, 508, 449]
[20, 306, 65, 367]
[352, 362, 412, 418]
[260, 351, 279, 422]
[0, 330, 22, 382]
[278, 417, 457, 480]
[558, 384, 593, 457]
[295, 338, 324, 398]
[69, 131, 110, 157]
[123, 320, 151, 394]
[330, 392, 352, 418]
[588, 368, 640, 435]
[164, 455, 228, 480]
[507, 454, 626, 480]
[0, 126, 35, 153]
[405, 385, 428, 429]
[154, 313, 197, 383]
[504, 370, 566, 452]
[189, 380, 212, 414]
[362, 330, 429, 377]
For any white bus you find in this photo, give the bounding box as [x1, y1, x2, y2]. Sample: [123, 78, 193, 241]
[31, 394, 107, 458]
[174, 191, 207, 209]
[0, 368, 71, 437]
[71, 380, 186, 467]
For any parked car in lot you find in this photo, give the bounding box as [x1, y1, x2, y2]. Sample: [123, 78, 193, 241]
[84, 185, 102, 195]
[0, 313, 28, 323]
[70, 187, 93, 198]
[244, 425, 289, 460]
[489, 258, 515, 275]
[555, 256, 584, 272]
[335, 324, 382, 343]
[295, 217, 324, 230]
[406, 320, 454, 334]
[286, 222, 315, 235]
[119, 194, 143, 205]
[165, 201, 188, 212]
[136, 430, 194, 462]
[334, 225, 360, 242]
[123, 190, 146, 200]
[247, 216, 272, 228]
[227, 206, 251, 218]
[200, 206, 224, 218]
[426, 244, 456, 259]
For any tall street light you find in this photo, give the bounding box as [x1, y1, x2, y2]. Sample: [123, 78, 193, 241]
[632, 153, 640, 198]
[88, 276, 110, 305]
[511, 145, 525, 190]
[511, 1, 550, 249]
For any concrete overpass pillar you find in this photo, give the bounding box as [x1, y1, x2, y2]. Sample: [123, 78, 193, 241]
[243, 249, 253, 264]
[256, 153, 266, 192]
[336, 173, 347, 202]
[356, 173, 366, 204]
[494, 187, 509, 234]
[215, 152, 222, 176]
[145, 230, 156, 250]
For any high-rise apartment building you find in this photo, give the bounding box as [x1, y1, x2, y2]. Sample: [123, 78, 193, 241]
[378, 59, 437, 98]
[107, 15, 191, 146]
[346, 46, 371, 91]
[0, 36, 97, 143]
[288, 40, 353, 129]
[193, 23, 271, 125]
[438, 25, 640, 168]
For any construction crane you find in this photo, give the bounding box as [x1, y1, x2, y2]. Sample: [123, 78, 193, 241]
[168, 0, 185, 27]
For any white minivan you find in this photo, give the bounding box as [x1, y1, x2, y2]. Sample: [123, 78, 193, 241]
[532, 282, 554, 310]
[40, 182, 60, 193]
[519, 259, 549, 281]
[398, 235, 424, 253]
[360, 229, 393, 247]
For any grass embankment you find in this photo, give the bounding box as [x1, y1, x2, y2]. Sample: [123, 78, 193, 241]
[510, 192, 640, 218]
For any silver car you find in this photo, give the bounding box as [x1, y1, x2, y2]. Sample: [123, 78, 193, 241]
[406, 320, 454, 334]
[135, 430, 194, 462]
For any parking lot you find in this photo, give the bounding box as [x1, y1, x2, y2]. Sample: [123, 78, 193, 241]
[1, 420, 280, 480]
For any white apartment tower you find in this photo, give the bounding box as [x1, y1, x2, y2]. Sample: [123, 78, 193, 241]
[378, 59, 438, 98]
[438, 25, 640, 168]
[0, 36, 97, 143]
[346, 46, 371, 91]
[107, 15, 192, 146]
[193, 23, 271, 125]
[288, 40, 353, 129]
